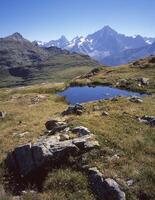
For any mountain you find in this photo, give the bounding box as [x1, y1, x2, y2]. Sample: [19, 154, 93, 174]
[0, 32, 51, 68]
[0, 33, 99, 87]
[39, 26, 155, 66]
[143, 37, 155, 44]
[102, 41, 155, 66]
[44, 35, 69, 48]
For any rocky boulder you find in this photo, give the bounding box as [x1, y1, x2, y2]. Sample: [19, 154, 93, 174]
[6, 126, 99, 177]
[62, 104, 85, 115]
[137, 115, 155, 126]
[88, 167, 126, 200]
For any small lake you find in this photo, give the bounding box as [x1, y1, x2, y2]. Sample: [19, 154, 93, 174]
[58, 86, 144, 104]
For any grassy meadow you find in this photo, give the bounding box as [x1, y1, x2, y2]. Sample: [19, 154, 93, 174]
[0, 56, 155, 200]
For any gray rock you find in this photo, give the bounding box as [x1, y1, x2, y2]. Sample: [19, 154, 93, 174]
[72, 126, 91, 136]
[45, 119, 67, 134]
[129, 96, 143, 103]
[88, 167, 126, 200]
[140, 78, 149, 86]
[6, 132, 99, 177]
[102, 111, 109, 116]
[0, 111, 6, 119]
[138, 115, 155, 126]
[62, 103, 85, 115]
[13, 143, 34, 177]
[126, 179, 134, 186]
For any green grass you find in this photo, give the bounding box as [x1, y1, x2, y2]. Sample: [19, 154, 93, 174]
[0, 84, 154, 199]
[0, 54, 99, 88]
[0, 57, 155, 199]
[71, 57, 155, 94]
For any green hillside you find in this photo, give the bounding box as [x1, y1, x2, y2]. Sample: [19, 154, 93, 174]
[0, 33, 99, 88]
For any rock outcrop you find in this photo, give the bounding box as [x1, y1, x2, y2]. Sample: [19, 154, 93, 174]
[88, 167, 126, 200]
[6, 120, 99, 177]
[137, 115, 155, 126]
[62, 104, 85, 115]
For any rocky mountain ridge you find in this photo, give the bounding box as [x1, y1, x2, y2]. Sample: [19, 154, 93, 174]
[38, 26, 155, 66]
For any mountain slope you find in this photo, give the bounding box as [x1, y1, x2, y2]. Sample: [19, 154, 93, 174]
[0, 33, 99, 88]
[102, 41, 155, 66]
[0, 32, 50, 68]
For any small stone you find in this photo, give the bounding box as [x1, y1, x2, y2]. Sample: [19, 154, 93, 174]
[126, 179, 134, 186]
[129, 96, 143, 103]
[140, 78, 149, 85]
[72, 126, 91, 136]
[0, 111, 6, 119]
[45, 119, 67, 134]
[102, 111, 109, 116]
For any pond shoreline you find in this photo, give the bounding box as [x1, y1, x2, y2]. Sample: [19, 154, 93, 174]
[58, 85, 146, 104]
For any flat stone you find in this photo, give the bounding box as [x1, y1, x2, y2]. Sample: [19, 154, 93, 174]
[129, 96, 143, 103]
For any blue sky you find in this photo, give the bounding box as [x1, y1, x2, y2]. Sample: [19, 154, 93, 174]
[0, 0, 154, 41]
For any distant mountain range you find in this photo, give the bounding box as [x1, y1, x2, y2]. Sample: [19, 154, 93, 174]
[0, 33, 98, 87]
[37, 26, 155, 66]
